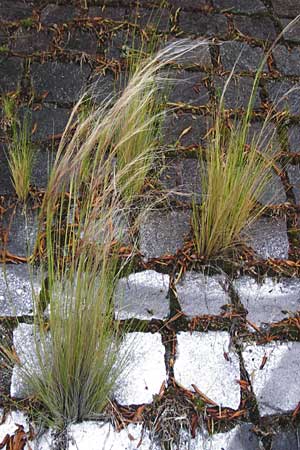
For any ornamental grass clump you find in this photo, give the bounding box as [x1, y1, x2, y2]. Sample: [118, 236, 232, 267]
[3, 97, 34, 202]
[8, 40, 208, 430]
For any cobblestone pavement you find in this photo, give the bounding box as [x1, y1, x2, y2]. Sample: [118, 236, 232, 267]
[1, 0, 300, 449]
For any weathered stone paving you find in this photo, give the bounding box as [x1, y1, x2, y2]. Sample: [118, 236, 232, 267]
[1, 0, 300, 448]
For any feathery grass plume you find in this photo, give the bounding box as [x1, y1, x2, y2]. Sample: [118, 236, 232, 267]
[3, 97, 34, 202]
[8, 40, 208, 430]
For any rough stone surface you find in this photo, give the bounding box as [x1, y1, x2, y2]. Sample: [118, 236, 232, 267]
[176, 272, 230, 317]
[0, 57, 23, 93]
[179, 13, 228, 37]
[273, 46, 300, 77]
[266, 80, 300, 116]
[9, 29, 53, 53]
[0, 410, 38, 448]
[246, 121, 281, 153]
[220, 41, 267, 72]
[0, 1, 32, 21]
[271, 428, 300, 450]
[174, 332, 240, 409]
[288, 124, 300, 152]
[271, 0, 300, 17]
[192, 424, 260, 450]
[0, 264, 40, 317]
[114, 333, 166, 405]
[234, 276, 300, 327]
[233, 15, 277, 41]
[163, 113, 210, 147]
[87, 6, 127, 21]
[287, 164, 300, 203]
[159, 157, 202, 204]
[68, 422, 158, 450]
[21, 106, 70, 142]
[60, 30, 100, 54]
[258, 171, 286, 206]
[212, 0, 267, 13]
[128, 8, 170, 32]
[281, 18, 300, 43]
[213, 76, 261, 109]
[170, 41, 212, 67]
[244, 216, 289, 260]
[1, 206, 39, 257]
[243, 341, 300, 416]
[40, 4, 78, 25]
[139, 210, 190, 259]
[114, 270, 170, 320]
[31, 62, 91, 103]
[167, 71, 210, 107]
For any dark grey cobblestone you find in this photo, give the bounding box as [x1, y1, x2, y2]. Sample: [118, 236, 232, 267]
[128, 8, 170, 32]
[0, 1, 32, 22]
[179, 13, 228, 37]
[139, 210, 190, 259]
[60, 30, 100, 54]
[233, 15, 277, 41]
[273, 45, 300, 76]
[220, 41, 267, 72]
[21, 106, 70, 142]
[271, 428, 300, 450]
[167, 0, 212, 10]
[87, 6, 127, 21]
[280, 18, 300, 43]
[170, 42, 212, 67]
[167, 71, 210, 107]
[287, 124, 300, 152]
[40, 4, 79, 25]
[213, 75, 261, 109]
[212, 0, 267, 14]
[31, 62, 91, 104]
[163, 113, 211, 147]
[266, 80, 300, 116]
[287, 164, 300, 203]
[0, 57, 23, 93]
[271, 0, 300, 17]
[9, 29, 53, 54]
[159, 157, 202, 204]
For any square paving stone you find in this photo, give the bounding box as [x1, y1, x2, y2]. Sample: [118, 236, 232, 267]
[60, 30, 100, 54]
[174, 331, 240, 409]
[40, 4, 79, 25]
[68, 422, 158, 450]
[266, 80, 300, 116]
[287, 164, 300, 203]
[0, 264, 40, 317]
[31, 62, 91, 104]
[163, 112, 211, 147]
[271, 0, 300, 17]
[9, 29, 53, 53]
[166, 70, 210, 107]
[87, 6, 128, 21]
[159, 157, 202, 204]
[1, 206, 39, 257]
[192, 424, 260, 450]
[233, 15, 277, 41]
[243, 216, 289, 260]
[212, 0, 267, 13]
[114, 270, 170, 320]
[288, 124, 300, 152]
[169, 41, 212, 68]
[220, 41, 267, 72]
[280, 18, 300, 43]
[0, 1, 33, 21]
[234, 276, 300, 327]
[175, 272, 230, 317]
[20, 106, 70, 142]
[0, 57, 23, 93]
[139, 209, 191, 259]
[114, 332, 166, 405]
[271, 428, 300, 450]
[242, 341, 300, 416]
[213, 76, 261, 109]
[179, 13, 228, 37]
[128, 7, 170, 32]
[273, 46, 300, 76]
[257, 171, 286, 206]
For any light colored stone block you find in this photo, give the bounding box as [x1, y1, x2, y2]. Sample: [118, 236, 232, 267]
[234, 276, 300, 327]
[176, 272, 229, 317]
[114, 270, 170, 320]
[174, 332, 240, 409]
[114, 332, 166, 405]
[191, 424, 260, 450]
[243, 342, 300, 416]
